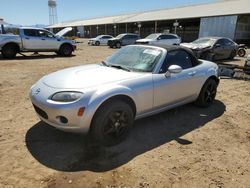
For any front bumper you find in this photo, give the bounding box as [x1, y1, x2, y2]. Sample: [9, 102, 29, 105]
[88, 40, 95, 45]
[191, 49, 203, 58]
[29, 83, 93, 134]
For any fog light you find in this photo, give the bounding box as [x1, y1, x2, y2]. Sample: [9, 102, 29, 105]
[78, 107, 85, 117]
[56, 116, 68, 124]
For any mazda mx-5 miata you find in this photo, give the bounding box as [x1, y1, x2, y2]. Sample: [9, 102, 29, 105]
[30, 45, 219, 145]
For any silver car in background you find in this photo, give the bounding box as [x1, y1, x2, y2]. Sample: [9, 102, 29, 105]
[30, 45, 219, 146]
[88, 35, 114, 46]
[181, 37, 238, 61]
[136, 33, 181, 45]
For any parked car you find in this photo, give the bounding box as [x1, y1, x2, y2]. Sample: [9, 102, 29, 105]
[0, 27, 76, 58]
[108, 33, 139, 48]
[30, 45, 219, 146]
[136, 33, 181, 45]
[244, 54, 250, 74]
[181, 37, 238, 61]
[88, 35, 114, 46]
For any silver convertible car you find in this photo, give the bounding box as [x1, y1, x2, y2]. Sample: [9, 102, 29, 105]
[30, 45, 219, 145]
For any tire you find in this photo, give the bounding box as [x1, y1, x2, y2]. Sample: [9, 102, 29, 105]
[195, 79, 218, 107]
[1, 44, 18, 59]
[116, 42, 121, 48]
[95, 41, 100, 46]
[237, 48, 246, 57]
[59, 44, 73, 57]
[229, 50, 236, 60]
[91, 100, 134, 146]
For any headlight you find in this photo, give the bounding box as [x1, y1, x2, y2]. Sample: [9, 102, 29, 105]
[51, 92, 83, 102]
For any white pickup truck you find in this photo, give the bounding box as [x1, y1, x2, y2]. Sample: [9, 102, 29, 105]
[0, 27, 76, 58]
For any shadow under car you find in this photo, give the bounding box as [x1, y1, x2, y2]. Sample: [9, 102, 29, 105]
[25, 100, 225, 172]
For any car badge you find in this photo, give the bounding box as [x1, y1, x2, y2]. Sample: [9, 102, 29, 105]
[35, 88, 41, 95]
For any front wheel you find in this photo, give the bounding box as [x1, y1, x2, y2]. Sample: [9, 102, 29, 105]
[91, 100, 134, 146]
[1, 44, 18, 59]
[59, 44, 73, 56]
[195, 79, 218, 107]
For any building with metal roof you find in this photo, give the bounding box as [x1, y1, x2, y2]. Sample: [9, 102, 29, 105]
[47, 0, 250, 43]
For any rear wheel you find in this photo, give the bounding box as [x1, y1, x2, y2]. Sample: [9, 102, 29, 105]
[91, 100, 134, 146]
[237, 48, 246, 57]
[2, 44, 18, 58]
[59, 44, 73, 56]
[195, 79, 218, 107]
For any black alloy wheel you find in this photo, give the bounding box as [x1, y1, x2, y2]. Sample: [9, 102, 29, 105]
[195, 79, 217, 107]
[91, 100, 134, 146]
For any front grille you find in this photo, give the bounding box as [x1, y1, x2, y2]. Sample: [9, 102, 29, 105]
[33, 104, 48, 119]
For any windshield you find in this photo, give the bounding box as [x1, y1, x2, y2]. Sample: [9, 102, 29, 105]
[145, 34, 160, 39]
[192, 38, 216, 45]
[116, 34, 126, 39]
[105, 46, 163, 72]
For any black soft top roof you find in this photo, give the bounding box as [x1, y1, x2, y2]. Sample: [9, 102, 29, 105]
[146, 44, 200, 65]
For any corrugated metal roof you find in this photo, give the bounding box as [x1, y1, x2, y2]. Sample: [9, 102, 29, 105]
[47, 0, 250, 28]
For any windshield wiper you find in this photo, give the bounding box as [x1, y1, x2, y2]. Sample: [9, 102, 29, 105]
[110, 64, 131, 72]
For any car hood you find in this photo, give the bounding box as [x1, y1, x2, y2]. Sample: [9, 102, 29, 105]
[181, 42, 211, 50]
[42, 64, 143, 89]
[55, 27, 73, 37]
[136, 39, 154, 42]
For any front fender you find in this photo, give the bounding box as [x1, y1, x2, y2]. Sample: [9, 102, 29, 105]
[85, 85, 138, 121]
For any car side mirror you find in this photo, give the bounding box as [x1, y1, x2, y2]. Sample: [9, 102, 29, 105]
[165, 65, 182, 77]
[168, 65, 183, 74]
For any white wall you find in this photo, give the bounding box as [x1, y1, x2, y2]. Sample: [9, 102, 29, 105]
[199, 15, 238, 39]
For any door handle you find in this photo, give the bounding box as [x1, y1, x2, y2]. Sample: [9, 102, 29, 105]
[41, 38, 46, 40]
[188, 71, 196, 76]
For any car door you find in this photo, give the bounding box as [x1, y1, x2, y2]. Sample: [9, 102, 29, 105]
[213, 39, 230, 60]
[37, 29, 59, 50]
[101, 36, 112, 45]
[153, 50, 202, 109]
[121, 35, 131, 45]
[22, 29, 41, 50]
[223, 39, 236, 58]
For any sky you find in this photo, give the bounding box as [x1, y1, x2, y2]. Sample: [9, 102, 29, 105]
[1, 0, 218, 26]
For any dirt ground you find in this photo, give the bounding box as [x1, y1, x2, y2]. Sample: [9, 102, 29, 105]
[0, 39, 249, 188]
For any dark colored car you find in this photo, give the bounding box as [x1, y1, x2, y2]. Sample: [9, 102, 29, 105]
[181, 37, 238, 61]
[108, 33, 139, 48]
